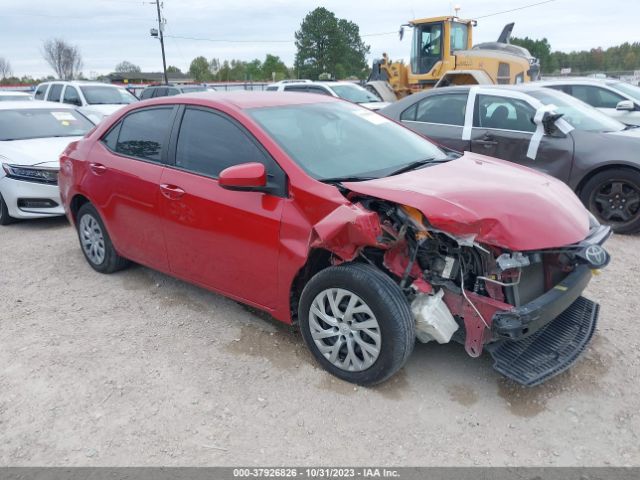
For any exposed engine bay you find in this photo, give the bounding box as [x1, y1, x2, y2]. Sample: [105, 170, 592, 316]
[349, 197, 610, 362]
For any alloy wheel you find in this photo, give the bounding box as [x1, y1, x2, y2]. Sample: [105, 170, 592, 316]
[591, 179, 640, 225]
[79, 214, 106, 265]
[309, 288, 382, 372]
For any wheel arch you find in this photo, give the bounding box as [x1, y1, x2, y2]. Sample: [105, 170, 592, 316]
[69, 193, 91, 223]
[289, 248, 334, 323]
[574, 162, 640, 196]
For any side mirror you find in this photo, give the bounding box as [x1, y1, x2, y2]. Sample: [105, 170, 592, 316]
[616, 100, 635, 111]
[541, 111, 564, 135]
[218, 162, 266, 191]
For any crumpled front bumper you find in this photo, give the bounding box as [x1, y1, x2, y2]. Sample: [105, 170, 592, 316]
[492, 224, 611, 341]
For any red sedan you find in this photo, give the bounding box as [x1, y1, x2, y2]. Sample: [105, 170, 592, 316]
[59, 92, 610, 386]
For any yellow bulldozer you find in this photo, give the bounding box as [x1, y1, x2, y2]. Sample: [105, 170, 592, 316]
[367, 16, 541, 101]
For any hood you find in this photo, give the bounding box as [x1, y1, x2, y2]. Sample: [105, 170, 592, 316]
[344, 152, 590, 251]
[359, 101, 391, 111]
[78, 104, 125, 124]
[0, 136, 82, 167]
[607, 126, 640, 139]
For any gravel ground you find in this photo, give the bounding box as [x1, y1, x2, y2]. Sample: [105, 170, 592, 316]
[0, 216, 639, 466]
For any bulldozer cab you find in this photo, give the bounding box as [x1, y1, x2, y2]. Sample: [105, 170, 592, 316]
[408, 17, 473, 76]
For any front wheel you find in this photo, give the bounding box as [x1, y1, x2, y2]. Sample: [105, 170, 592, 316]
[580, 168, 640, 234]
[76, 203, 129, 273]
[298, 263, 415, 386]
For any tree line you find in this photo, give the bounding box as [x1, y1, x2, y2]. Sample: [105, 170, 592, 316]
[512, 37, 640, 75]
[2, 7, 640, 85]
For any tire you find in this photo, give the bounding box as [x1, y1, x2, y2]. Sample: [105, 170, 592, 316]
[76, 203, 129, 273]
[298, 262, 415, 386]
[580, 168, 640, 234]
[0, 192, 15, 226]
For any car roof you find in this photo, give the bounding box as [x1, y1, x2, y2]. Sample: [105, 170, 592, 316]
[0, 91, 31, 96]
[0, 100, 77, 111]
[144, 91, 340, 109]
[536, 78, 622, 86]
[37, 81, 122, 88]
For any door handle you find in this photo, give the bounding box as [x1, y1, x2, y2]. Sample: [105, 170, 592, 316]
[89, 163, 107, 175]
[160, 183, 185, 200]
[475, 135, 498, 147]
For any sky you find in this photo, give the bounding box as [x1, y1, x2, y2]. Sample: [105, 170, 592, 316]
[1, 0, 639, 78]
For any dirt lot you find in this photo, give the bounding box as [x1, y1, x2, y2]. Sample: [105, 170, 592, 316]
[0, 217, 639, 466]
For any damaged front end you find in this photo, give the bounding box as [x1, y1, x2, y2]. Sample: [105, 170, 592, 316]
[348, 198, 611, 387]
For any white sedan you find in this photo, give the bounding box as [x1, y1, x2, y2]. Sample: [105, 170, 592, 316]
[0, 101, 94, 225]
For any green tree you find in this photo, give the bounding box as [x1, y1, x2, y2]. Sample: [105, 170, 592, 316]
[189, 56, 211, 81]
[294, 7, 369, 80]
[166, 65, 182, 74]
[262, 54, 288, 81]
[511, 37, 552, 73]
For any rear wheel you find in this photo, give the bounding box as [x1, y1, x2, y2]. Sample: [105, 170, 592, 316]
[0, 193, 15, 226]
[76, 203, 129, 273]
[298, 263, 415, 386]
[580, 168, 640, 234]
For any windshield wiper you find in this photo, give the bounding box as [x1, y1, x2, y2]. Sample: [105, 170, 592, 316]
[321, 175, 377, 184]
[386, 157, 446, 176]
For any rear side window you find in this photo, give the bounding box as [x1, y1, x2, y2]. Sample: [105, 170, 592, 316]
[570, 85, 625, 109]
[34, 85, 48, 100]
[140, 88, 154, 100]
[266, 86, 278, 91]
[47, 84, 63, 102]
[175, 107, 271, 178]
[167, 88, 180, 96]
[114, 107, 174, 162]
[410, 93, 467, 126]
[284, 85, 308, 92]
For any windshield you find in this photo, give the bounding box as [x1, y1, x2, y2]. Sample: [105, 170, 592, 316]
[528, 89, 625, 132]
[0, 108, 94, 141]
[248, 102, 447, 181]
[330, 84, 380, 104]
[610, 82, 640, 103]
[80, 86, 137, 105]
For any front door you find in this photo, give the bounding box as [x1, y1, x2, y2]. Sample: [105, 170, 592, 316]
[470, 93, 574, 183]
[159, 106, 287, 309]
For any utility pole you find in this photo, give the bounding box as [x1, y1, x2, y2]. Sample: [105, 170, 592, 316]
[148, 1, 168, 84]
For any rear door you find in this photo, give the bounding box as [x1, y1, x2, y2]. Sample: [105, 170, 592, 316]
[159, 106, 286, 308]
[399, 92, 470, 152]
[46, 83, 63, 102]
[470, 93, 574, 182]
[87, 106, 177, 270]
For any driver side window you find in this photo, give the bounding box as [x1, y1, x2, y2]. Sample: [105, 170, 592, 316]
[63, 86, 81, 106]
[174, 107, 279, 180]
[475, 94, 536, 133]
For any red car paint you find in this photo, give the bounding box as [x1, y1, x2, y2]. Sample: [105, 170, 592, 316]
[59, 92, 591, 329]
[345, 153, 590, 251]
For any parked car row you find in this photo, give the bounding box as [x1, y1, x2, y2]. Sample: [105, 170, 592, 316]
[1, 77, 631, 387]
[379, 84, 640, 233]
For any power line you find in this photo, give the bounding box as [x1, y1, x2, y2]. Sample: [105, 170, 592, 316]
[475, 0, 556, 20]
[164, 34, 291, 44]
